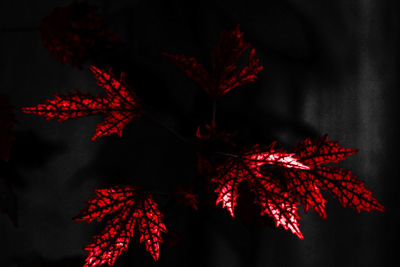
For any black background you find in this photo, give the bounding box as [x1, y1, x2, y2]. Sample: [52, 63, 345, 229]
[1, 0, 398, 266]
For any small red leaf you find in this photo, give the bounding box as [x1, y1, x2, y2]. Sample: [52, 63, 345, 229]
[22, 66, 140, 141]
[75, 186, 167, 266]
[196, 120, 236, 145]
[174, 186, 199, 210]
[165, 25, 263, 98]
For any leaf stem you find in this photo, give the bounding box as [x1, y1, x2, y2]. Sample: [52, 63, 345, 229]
[141, 107, 189, 144]
[215, 151, 239, 158]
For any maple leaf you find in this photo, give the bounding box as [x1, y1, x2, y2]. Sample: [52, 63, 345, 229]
[22, 66, 140, 141]
[212, 136, 385, 239]
[0, 94, 16, 162]
[212, 145, 304, 239]
[40, 2, 121, 67]
[164, 25, 263, 98]
[288, 136, 385, 216]
[174, 186, 199, 210]
[74, 186, 167, 267]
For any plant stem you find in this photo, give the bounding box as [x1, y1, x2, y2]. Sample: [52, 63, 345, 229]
[141, 108, 189, 144]
[215, 151, 239, 158]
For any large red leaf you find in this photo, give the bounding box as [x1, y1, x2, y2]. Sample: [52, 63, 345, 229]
[22, 66, 140, 141]
[74, 186, 167, 267]
[165, 25, 263, 99]
[212, 136, 385, 239]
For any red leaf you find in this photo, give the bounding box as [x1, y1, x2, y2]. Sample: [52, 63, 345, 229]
[174, 186, 199, 210]
[290, 136, 385, 215]
[164, 54, 211, 94]
[165, 25, 263, 98]
[74, 186, 167, 266]
[0, 94, 16, 162]
[212, 149, 304, 239]
[137, 196, 167, 260]
[212, 136, 385, 239]
[294, 135, 357, 166]
[308, 166, 384, 213]
[285, 169, 327, 218]
[40, 2, 121, 67]
[196, 120, 236, 145]
[22, 66, 140, 141]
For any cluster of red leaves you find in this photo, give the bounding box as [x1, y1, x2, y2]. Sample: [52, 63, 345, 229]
[74, 186, 167, 267]
[212, 136, 385, 239]
[40, 2, 120, 67]
[22, 66, 140, 141]
[0, 94, 16, 162]
[20, 18, 386, 267]
[165, 25, 263, 98]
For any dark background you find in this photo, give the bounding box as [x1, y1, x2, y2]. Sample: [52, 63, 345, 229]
[1, 0, 398, 266]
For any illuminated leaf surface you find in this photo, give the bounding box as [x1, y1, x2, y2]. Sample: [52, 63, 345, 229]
[212, 136, 385, 239]
[291, 136, 385, 214]
[22, 66, 140, 141]
[212, 145, 304, 239]
[74, 186, 167, 267]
